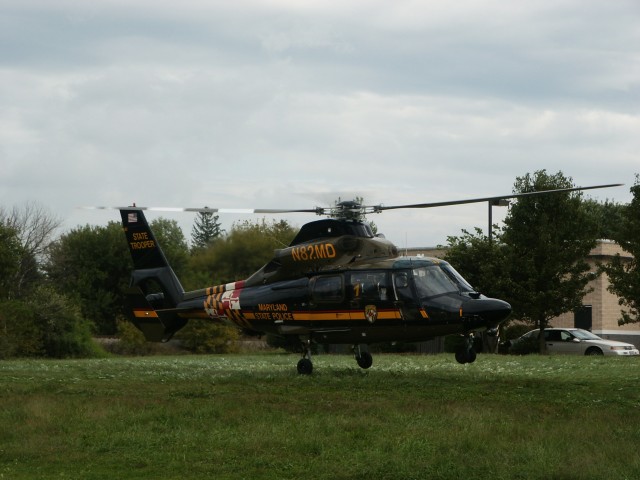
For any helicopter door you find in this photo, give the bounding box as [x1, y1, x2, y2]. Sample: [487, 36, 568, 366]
[309, 275, 345, 326]
[392, 271, 420, 321]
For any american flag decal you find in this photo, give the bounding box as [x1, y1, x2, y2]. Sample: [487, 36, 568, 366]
[128, 213, 138, 223]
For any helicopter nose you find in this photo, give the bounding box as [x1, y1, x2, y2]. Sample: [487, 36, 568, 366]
[462, 298, 512, 324]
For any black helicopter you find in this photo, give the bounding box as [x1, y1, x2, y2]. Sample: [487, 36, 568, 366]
[116, 184, 620, 374]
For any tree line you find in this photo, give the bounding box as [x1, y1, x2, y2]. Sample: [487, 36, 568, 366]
[444, 170, 640, 353]
[0, 206, 297, 358]
[1, 169, 639, 358]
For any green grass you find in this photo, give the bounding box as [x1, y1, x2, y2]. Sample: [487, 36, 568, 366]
[1, 353, 640, 479]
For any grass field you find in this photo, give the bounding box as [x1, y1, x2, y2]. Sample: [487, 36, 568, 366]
[1, 353, 640, 480]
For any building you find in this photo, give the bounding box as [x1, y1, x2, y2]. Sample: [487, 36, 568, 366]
[552, 241, 639, 347]
[403, 241, 640, 348]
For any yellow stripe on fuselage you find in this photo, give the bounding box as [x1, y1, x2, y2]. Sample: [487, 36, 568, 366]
[133, 309, 158, 318]
[244, 310, 402, 321]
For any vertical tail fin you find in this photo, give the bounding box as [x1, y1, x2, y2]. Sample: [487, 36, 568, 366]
[120, 209, 187, 341]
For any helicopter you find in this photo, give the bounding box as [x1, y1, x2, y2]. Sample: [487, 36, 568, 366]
[114, 183, 621, 374]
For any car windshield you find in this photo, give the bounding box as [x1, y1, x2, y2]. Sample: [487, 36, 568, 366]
[571, 329, 601, 340]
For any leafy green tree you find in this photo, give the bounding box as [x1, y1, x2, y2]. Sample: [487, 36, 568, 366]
[581, 198, 625, 240]
[501, 170, 599, 353]
[29, 285, 102, 358]
[45, 222, 131, 335]
[0, 202, 61, 298]
[185, 218, 297, 288]
[191, 209, 224, 250]
[602, 176, 640, 325]
[444, 227, 510, 300]
[0, 204, 101, 358]
[0, 299, 43, 358]
[0, 286, 102, 359]
[0, 223, 23, 299]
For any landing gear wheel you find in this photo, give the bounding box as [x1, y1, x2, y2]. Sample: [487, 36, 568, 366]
[296, 337, 314, 375]
[455, 334, 477, 364]
[455, 349, 467, 364]
[297, 358, 313, 375]
[455, 348, 477, 364]
[353, 345, 373, 369]
[356, 351, 373, 369]
[465, 348, 477, 363]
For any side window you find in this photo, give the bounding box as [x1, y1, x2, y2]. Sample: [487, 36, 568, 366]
[350, 272, 389, 301]
[545, 330, 562, 342]
[392, 272, 416, 302]
[311, 275, 344, 303]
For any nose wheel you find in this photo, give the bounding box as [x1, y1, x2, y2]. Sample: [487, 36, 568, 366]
[455, 334, 477, 364]
[354, 344, 373, 369]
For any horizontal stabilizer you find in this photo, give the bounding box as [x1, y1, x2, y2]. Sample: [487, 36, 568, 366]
[124, 287, 187, 342]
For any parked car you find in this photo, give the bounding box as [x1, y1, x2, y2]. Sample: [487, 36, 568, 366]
[507, 328, 639, 356]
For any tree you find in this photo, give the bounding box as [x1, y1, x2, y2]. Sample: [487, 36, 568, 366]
[581, 198, 625, 241]
[0, 285, 102, 359]
[444, 227, 510, 300]
[0, 223, 23, 299]
[501, 170, 599, 353]
[184, 218, 297, 288]
[45, 222, 132, 335]
[29, 285, 102, 358]
[0, 203, 103, 358]
[191, 209, 224, 250]
[602, 176, 640, 325]
[0, 299, 43, 358]
[0, 202, 61, 298]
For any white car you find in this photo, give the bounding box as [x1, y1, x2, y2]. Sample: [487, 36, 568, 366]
[512, 328, 639, 356]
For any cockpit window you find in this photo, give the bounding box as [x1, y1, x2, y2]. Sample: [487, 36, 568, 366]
[413, 266, 458, 298]
[440, 264, 475, 293]
[412, 265, 475, 298]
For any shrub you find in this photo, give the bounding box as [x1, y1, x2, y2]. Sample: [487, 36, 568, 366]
[0, 300, 44, 358]
[112, 318, 158, 355]
[0, 287, 104, 359]
[32, 286, 103, 358]
[176, 320, 240, 354]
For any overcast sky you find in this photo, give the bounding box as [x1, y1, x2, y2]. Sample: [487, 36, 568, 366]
[1, 0, 638, 247]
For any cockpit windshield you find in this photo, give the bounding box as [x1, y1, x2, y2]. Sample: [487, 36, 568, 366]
[441, 264, 475, 293]
[412, 265, 476, 298]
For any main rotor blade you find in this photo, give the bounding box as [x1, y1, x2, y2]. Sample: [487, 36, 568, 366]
[82, 206, 322, 214]
[82, 183, 623, 216]
[375, 183, 624, 212]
